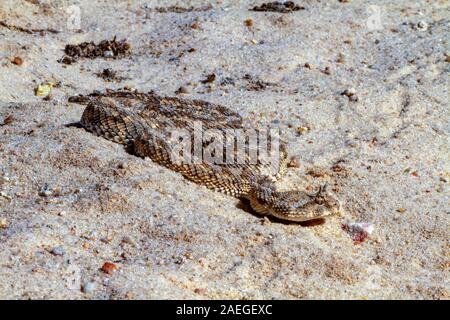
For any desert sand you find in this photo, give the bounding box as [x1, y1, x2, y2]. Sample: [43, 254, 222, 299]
[0, 0, 448, 299]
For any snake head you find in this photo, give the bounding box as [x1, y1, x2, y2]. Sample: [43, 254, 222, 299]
[251, 183, 342, 222]
[307, 183, 342, 218]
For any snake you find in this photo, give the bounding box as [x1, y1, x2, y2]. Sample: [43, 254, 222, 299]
[69, 90, 342, 222]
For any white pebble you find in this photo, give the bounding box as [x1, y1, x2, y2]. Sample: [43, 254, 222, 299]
[51, 246, 65, 256]
[82, 282, 95, 293]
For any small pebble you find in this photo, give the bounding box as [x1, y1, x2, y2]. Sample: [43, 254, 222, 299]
[39, 189, 52, 197]
[0, 218, 8, 229]
[244, 19, 253, 27]
[417, 20, 428, 31]
[336, 53, 345, 63]
[51, 246, 65, 256]
[82, 282, 95, 294]
[296, 126, 309, 135]
[121, 236, 133, 245]
[0, 191, 12, 200]
[194, 288, 205, 294]
[2, 116, 13, 126]
[342, 88, 356, 96]
[11, 56, 23, 65]
[341, 88, 359, 102]
[175, 86, 190, 94]
[118, 162, 128, 169]
[103, 50, 114, 58]
[101, 262, 117, 274]
[201, 74, 216, 84]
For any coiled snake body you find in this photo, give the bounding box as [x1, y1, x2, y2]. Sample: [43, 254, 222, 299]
[69, 90, 341, 221]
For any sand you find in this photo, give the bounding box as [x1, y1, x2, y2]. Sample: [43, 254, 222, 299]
[0, 0, 448, 299]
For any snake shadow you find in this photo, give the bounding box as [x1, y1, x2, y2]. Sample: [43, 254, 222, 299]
[236, 199, 326, 227]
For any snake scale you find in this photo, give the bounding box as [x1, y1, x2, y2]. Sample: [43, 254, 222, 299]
[69, 90, 341, 221]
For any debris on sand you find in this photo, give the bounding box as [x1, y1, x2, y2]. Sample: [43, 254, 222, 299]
[35, 82, 54, 97]
[50, 246, 65, 256]
[11, 56, 23, 65]
[200, 74, 216, 84]
[341, 88, 359, 102]
[243, 73, 275, 91]
[342, 222, 374, 244]
[251, 1, 305, 13]
[101, 262, 118, 275]
[0, 20, 59, 35]
[82, 282, 95, 294]
[1, 115, 13, 126]
[59, 37, 131, 64]
[148, 4, 212, 13]
[95, 68, 126, 82]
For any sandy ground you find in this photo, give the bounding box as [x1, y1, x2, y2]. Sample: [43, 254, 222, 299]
[0, 0, 448, 299]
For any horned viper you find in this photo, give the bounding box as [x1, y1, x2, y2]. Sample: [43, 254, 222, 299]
[69, 90, 341, 221]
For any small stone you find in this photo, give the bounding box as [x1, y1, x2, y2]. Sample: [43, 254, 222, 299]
[190, 22, 200, 29]
[341, 88, 358, 102]
[194, 288, 205, 294]
[11, 56, 23, 65]
[175, 86, 190, 94]
[51, 246, 65, 256]
[201, 74, 216, 84]
[0, 191, 12, 200]
[296, 126, 309, 135]
[349, 95, 359, 102]
[417, 20, 428, 31]
[0, 218, 8, 229]
[35, 82, 53, 97]
[82, 282, 95, 294]
[82, 242, 91, 249]
[343, 88, 356, 96]
[244, 19, 253, 27]
[58, 211, 66, 216]
[39, 188, 52, 197]
[100, 236, 113, 244]
[1, 115, 13, 126]
[322, 66, 331, 75]
[83, 230, 98, 240]
[103, 50, 114, 58]
[121, 236, 133, 245]
[101, 262, 117, 275]
[118, 162, 128, 169]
